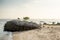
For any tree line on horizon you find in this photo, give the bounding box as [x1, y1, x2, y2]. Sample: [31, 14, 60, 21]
[17, 17, 60, 25]
[17, 17, 30, 21]
[43, 22, 60, 25]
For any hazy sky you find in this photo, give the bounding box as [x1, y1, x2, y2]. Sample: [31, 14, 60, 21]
[0, 0, 60, 19]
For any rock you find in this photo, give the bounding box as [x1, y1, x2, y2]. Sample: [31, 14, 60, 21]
[4, 20, 40, 32]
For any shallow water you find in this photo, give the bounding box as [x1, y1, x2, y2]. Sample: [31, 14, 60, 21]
[0, 19, 12, 40]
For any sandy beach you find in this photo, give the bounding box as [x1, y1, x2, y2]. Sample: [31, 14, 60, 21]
[12, 27, 60, 40]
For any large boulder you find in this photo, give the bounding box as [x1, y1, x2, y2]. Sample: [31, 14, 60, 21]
[4, 20, 40, 32]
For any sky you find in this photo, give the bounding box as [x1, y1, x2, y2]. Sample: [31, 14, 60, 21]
[0, 0, 60, 19]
